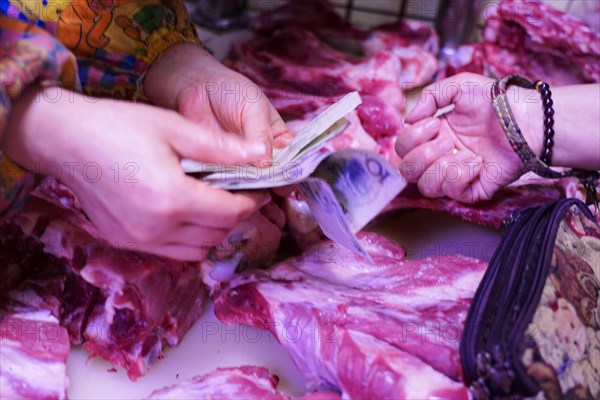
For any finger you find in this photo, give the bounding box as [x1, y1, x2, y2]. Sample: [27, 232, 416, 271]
[274, 132, 294, 149]
[405, 78, 462, 124]
[168, 224, 229, 247]
[440, 154, 484, 203]
[272, 185, 296, 198]
[167, 113, 268, 164]
[395, 117, 441, 158]
[416, 152, 482, 200]
[269, 103, 293, 140]
[182, 179, 271, 228]
[400, 136, 455, 183]
[241, 100, 274, 159]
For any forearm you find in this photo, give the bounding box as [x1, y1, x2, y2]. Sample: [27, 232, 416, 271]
[2, 86, 64, 173]
[514, 84, 600, 170]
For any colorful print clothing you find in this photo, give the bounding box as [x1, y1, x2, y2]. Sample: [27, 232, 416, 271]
[0, 0, 201, 217]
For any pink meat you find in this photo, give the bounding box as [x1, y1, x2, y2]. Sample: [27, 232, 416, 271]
[484, 0, 600, 82]
[226, 26, 409, 121]
[363, 20, 439, 86]
[1, 192, 207, 380]
[225, 0, 436, 143]
[148, 366, 341, 400]
[148, 366, 287, 399]
[381, 175, 600, 229]
[210, 233, 486, 396]
[250, 0, 366, 40]
[381, 181, 566, 229]
[440, 0, 600, 85]
[0, 312, 70, 400]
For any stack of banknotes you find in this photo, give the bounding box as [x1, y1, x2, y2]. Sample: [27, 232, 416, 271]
[181, 92, 407, 259]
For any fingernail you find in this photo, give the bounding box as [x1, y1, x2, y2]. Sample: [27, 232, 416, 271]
[424, 118, 441, 131]
[438, 137, 454, 153]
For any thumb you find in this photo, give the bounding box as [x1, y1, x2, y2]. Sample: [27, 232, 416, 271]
[241, 101, 276, 159]
[168, 115, 268, 164]
[405, 78, 461, 124]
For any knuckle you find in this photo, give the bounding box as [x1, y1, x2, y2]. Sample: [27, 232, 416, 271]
[130, 224, 158, 243]
[150, 195, 182, 221]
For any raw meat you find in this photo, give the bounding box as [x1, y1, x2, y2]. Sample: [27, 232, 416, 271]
[147, 366, 287, 399]
[226, 26, 409, 124]
[0, 231, 72, 399]
[0, 311, 70, 400]
[148, 366, 341, 400]
[439, 0, 600, 85]
[1, 192, 207, 380]
[208, 233, 487, 397]
[380, 181, 567, 229]
[226, 0, 437, 142]
[251, 0, 365, 39]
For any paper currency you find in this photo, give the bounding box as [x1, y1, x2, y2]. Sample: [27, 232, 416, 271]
[200, 119, 350, 190]
[181, 91, 407, 259]
[299, 150, 406, 258]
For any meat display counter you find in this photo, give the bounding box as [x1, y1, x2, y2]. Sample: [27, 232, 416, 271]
[64, 2, 505, 398]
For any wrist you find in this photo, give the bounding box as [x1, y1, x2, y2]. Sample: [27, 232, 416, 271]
[4, 86, 59, 172]
[145, 42, 218, 110]
[507, 86, 544, 160]
[4, 86, 92, 176]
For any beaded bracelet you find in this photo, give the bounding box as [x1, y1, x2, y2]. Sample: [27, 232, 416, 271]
[491, 75, 599, 209]
[534, 80, 555, 165]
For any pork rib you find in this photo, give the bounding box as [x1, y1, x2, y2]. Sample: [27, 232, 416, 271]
[148, 366, 341, 400]
[209, 233, 486, 397]
[148, 366, 288, 400]
[0, 312, 70, 400]
[440, 0, 600, 85]
[1, 191, 207, 380]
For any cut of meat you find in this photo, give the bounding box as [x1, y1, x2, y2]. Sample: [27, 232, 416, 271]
[225, 0, 437, 144]
[380, 174, 600, 229]
[0, 311, 70, 400]
[250, 0, 366, 40]
[209, 233, 486, 396]
[380, 181, 567, 229]
[483, 0, 600, 83]
[147, 366, 288, 400]
[226, 26, 410, 121]
[0, 249, 72, 400]
[1, 192, 207, 380]
[363, 20, 439, 86]
[440, 0, 600, 85]
[147, 366, 341, 400]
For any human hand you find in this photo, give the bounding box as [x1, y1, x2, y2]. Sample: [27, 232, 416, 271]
[145, 43, 293, 157]
[395, 73, 540, 203]
[4, 88, 270, 261]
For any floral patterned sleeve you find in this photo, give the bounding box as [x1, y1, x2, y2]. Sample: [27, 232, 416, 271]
[0, 0, 201, 218]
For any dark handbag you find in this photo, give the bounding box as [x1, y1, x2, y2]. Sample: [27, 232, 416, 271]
[460, 199, 600, 399]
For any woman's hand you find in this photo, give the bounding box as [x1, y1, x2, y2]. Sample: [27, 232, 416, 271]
[145, 43, 293, 157]
[4, 87, 270, 261]
[395, 73, 540, 203]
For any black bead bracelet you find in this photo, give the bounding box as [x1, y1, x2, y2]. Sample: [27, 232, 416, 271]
[491, 75, 599, 211]
[534, 80, 555, 165]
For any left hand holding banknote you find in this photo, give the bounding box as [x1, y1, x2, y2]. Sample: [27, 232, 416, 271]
[145, 42, 294, 158]
[4, 87, 270, 262]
